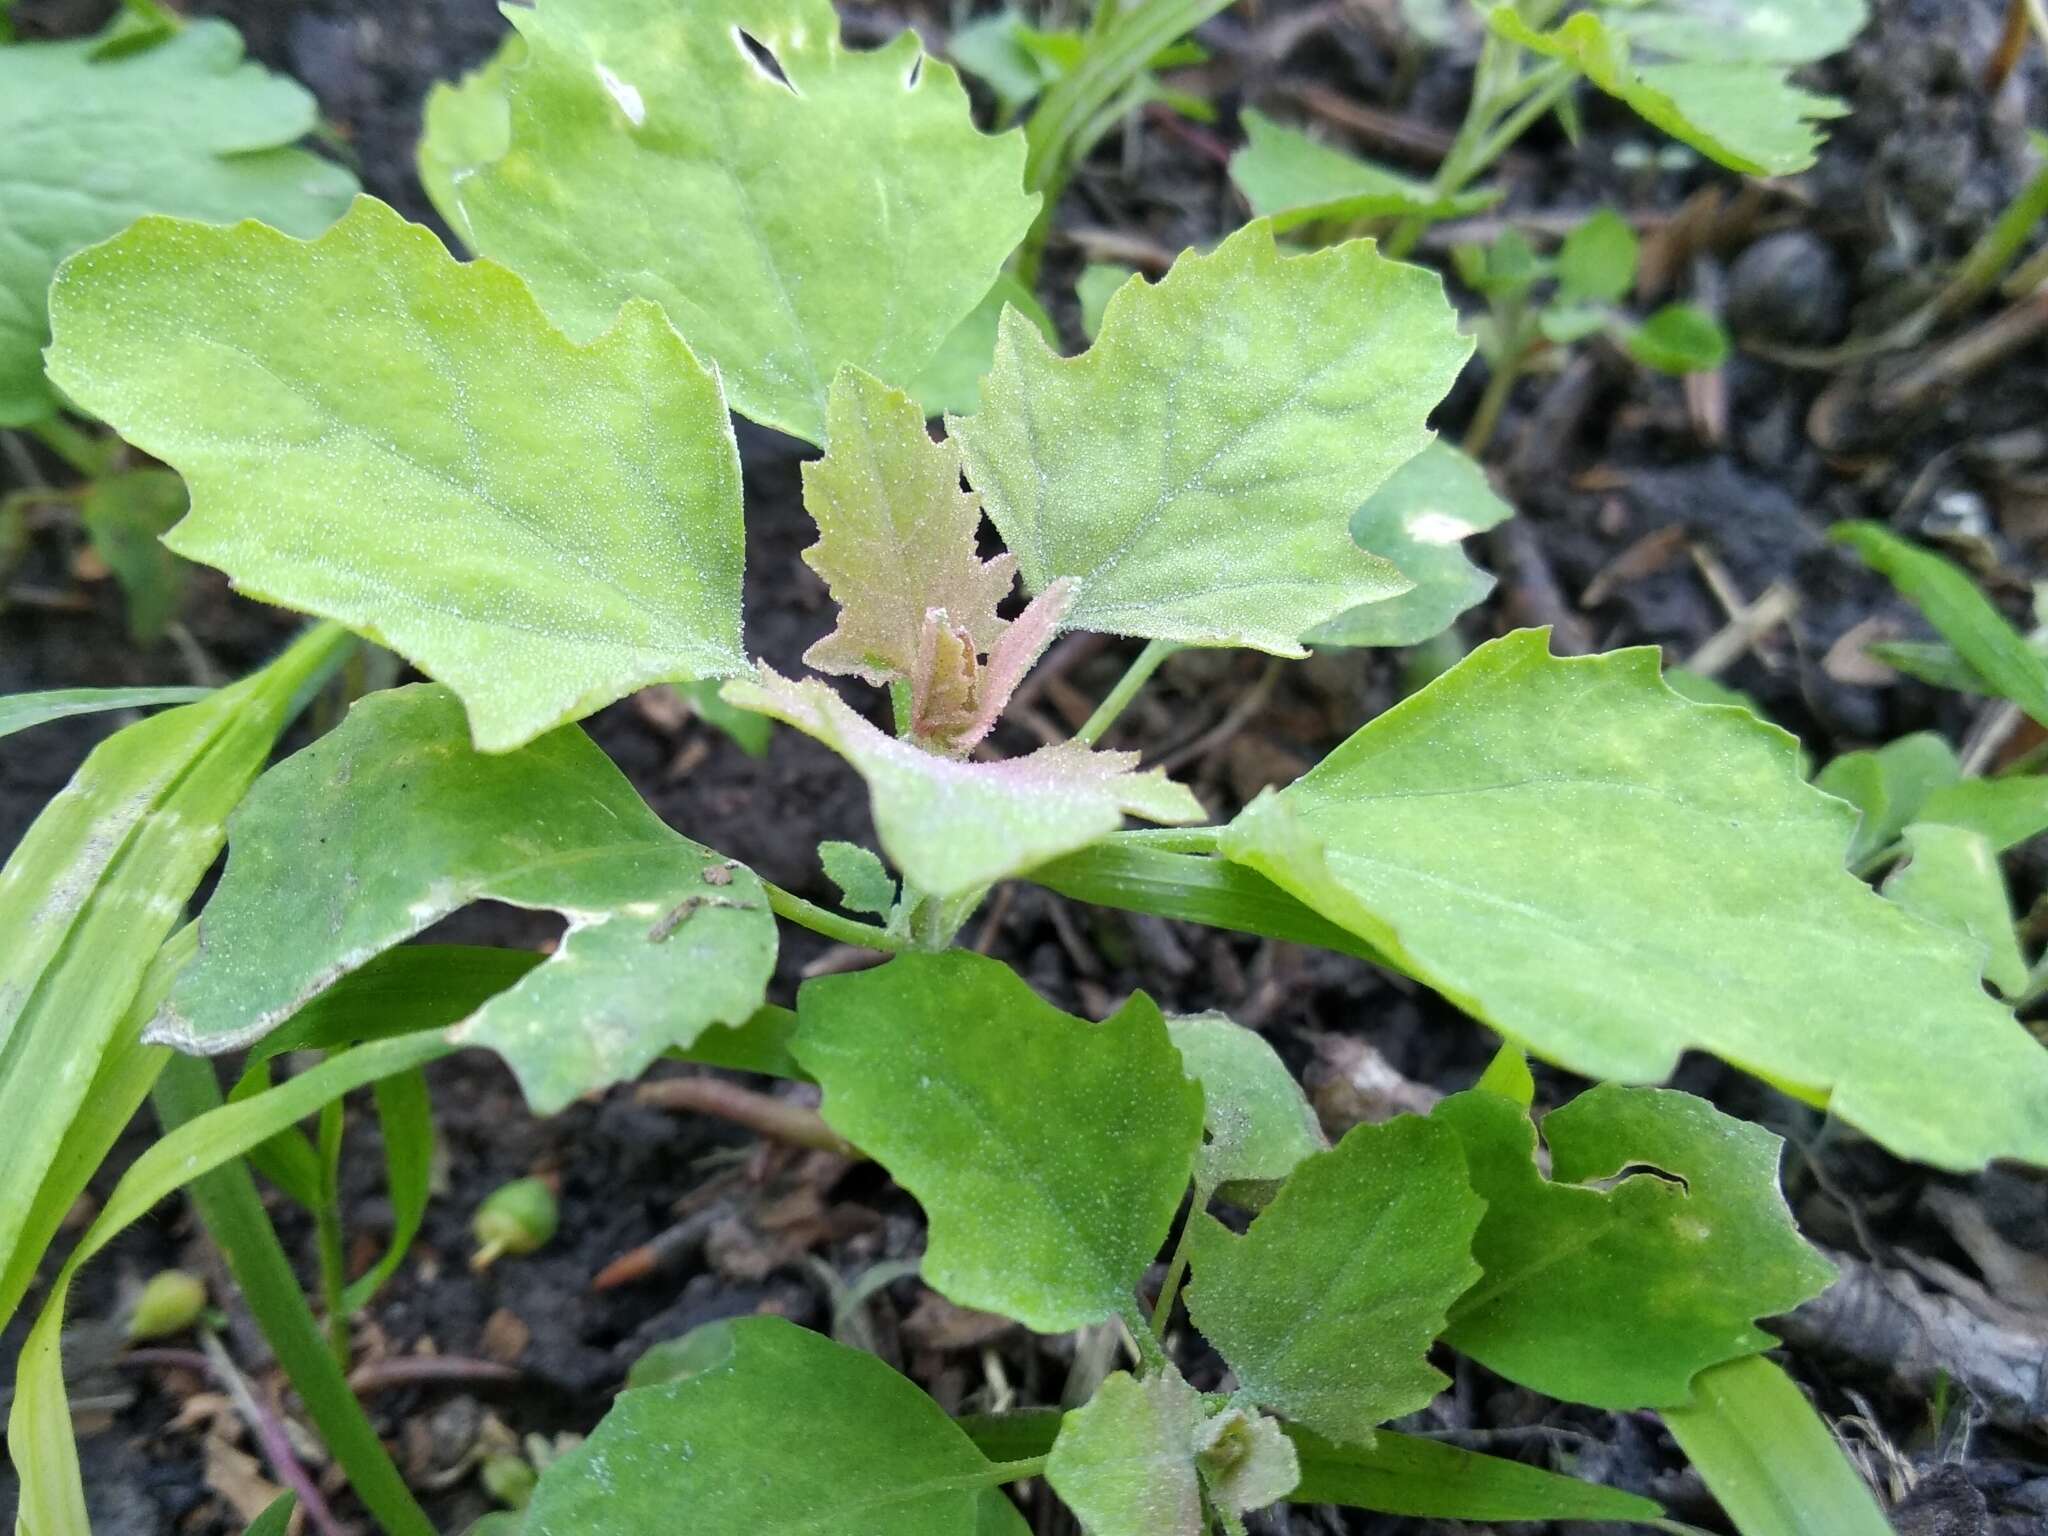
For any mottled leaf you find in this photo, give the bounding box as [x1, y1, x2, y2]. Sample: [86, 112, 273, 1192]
[1884, 823, 2027, 997]
[1307, 443, 1512, 649]
[46, 198, 746, 753]
[524, 1318, 1008, 1533]
[1814, 731, 1959, 866]
[1184, 1116, 1482, 1446]
[1435, 1085, 1834, 1409]
[723, 668, 1202, 896]
[1166, 1013, 1324, 1198]
[0, 19, 356, 424]
[794, 952, 1203, 1331]
[443, 0, 1038, 444]
[1229, 109, 1500, 231]
[952, 221, 1469, 651]
[1222, 630, 2048, 1170]
[153, 685, 776, 1114]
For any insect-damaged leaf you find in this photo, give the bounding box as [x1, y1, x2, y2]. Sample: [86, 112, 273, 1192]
[794, 952, 1203, 1332]
[0, 19, 356, 425]
[154, 685, 775, 1114]
[1488, 1, 1866, 178]
[1228, 109, 1500, 232]
[1047, 1367, 1298, 1536]
[951, 221, 1469, 652]
[45, 197, 746, 754]
[1435, 1084, 1834, 1410]
[1184, 1116, 1482, 1448]
[723, 668, 1202, 896]
[517, 1318, 1013, 1533]
[1222, 629, 2048, 1171]
[438, 0, 1038, 445]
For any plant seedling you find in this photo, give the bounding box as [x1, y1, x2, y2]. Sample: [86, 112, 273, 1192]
[471, 1177, 560, 1272]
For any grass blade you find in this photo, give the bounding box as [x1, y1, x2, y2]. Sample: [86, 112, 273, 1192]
[0, 684, 212, 740]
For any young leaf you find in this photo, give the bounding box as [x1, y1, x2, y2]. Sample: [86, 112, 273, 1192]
[1221, 630, 2048, 1171]
[0, 19, 356, 424]
[78, 469, 189, 642]
[1228, 109, 1502, 231]
[1076, 263, 1136, 343]
[1488, 3, 1864, 179]
[1626, 303, 1731, 374]
[913, 276, 1058, 419]
[1435, 1084, 1835, 1410]
[1834, 521, 2048, 730]
[799, 367, 1015, 693]
[45, 197, 746, 754]
[1047, 1367, 1299, 1536]
[723, 667, 1203, 897]
[794, 952, 1204, 1331]
[1183, 1116, 1483, 1447]
[525, 1318, 1010, 1531]
[1306, 442, 1513, 650]
[1166, 1013, 1325, 1199]
[951, 221, 1470, 652]
[819, 840, 897, 917]
[1883, 823, 2028, 997]
[0, 685, 212, 742]
[1556, 209, 1638, 305]
[1917, 776, 2048, 853]
[153, 684, 777, 1114]
[442, 0, 1038, 444]
[1813, 731, 1959, 866]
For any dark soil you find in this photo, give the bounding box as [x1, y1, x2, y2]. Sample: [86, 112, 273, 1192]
[5, 0, 2048, 1531]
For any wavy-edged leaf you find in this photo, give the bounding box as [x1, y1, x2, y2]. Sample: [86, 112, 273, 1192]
[1884, 823, 2027, 997]
[794, 951, 1203, 1332]
[45, 197, 746, 754]
[1166, 1012, 1325, 1200]
[1221, 629, 2048, 1170]
[1307, 442, 1512, 649]
[0, 18, 356, 424]
[723, 667, 1202, 897]
[1834, 520, 2048, 731]
[1184, 1115, 1482, 1447]
[951, 221, 1469, 651]
[442, 0, 1038, 444]
[153, 684, 776, 1114]
[524, 1318, 1010, 1533]
[1229, 109, 1501, 231]
[1436, 1084, 1834, 1410]
[1813, 731, 1959, 866]
[0, 625, 349, 1342]
[0, 685, 213, 743]
[1488, 3, 1863, 178]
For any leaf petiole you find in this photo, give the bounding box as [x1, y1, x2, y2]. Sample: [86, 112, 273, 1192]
[761, 877, 910, 953]
[1077, 638, 1181, 746]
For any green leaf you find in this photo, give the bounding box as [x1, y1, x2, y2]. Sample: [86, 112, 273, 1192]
[1166, 1012, 1324, 1200]
[1488, 5, 1861, 177]
[1918, 776, 2048, 852]
[242, 1495, 296, 1536]
[1813, 731, 1960, 866]
[1307, 442, 1512, 649]
[1184, 1115, 1482, 1446]
[417, 33, 521, 250]
[1288, 1425, 1664, 1522]
[1626, 302, 1731, 374]
[0, 684, 213, 742]
[1435, 1084, 1835, 1410]
[0, 625, 349, 1342]
[1228, 109, 1501, 232]
[1661, 1355, 1893, 1536]
[442, 0, 1038, 445]
[1221, 629, 2048, 1170]
[950, 11, 1060, 112]
[794, 951, 1203, 1331]
[343, 1066, 435, 1310]
[952, 221, 1470, 651]
[913, 276, 1057, 419]
[1834, 521, 2048, 730]
[1883, 823, 2028, 997]
[1557, 209, 1639, 305]
[1073, 263, 1133, 344]
[78, 469, 188, 642]
[820, 840, 897, 917]
[1047, 1368, 1299, 1535]
[626, 1318, 740, 1388]
[1662, 667, 1763, 713]
[0, 18, 356, 425]
[153, 684, 776, 1114]
[675, 677, 775, 757]
[525, 1316, 1013, 1531]
[45, 197, 746, 754]
[723, 668, 1202, 897]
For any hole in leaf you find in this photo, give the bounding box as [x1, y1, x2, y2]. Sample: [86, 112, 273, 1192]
[1579, 1162, 1689, 1195]
[905, 52, 922, 89]
[733, 27, 796, 92]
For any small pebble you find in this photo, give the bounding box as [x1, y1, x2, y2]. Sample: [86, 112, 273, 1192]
[1727, 231, 1851, 346]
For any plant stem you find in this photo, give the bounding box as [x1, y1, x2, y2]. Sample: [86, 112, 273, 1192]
[313, 1096, 351, 1369]
[1077, 639, 1180, 746]
[1118, 1295, 1170, 1373]
[1148, 1183, 1210, 1336]
[983, 1455, 1052, 1485]
[1461, 330, 1533, 457]
[760, 878, 909, 952]
[24, 417, 113, 479]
